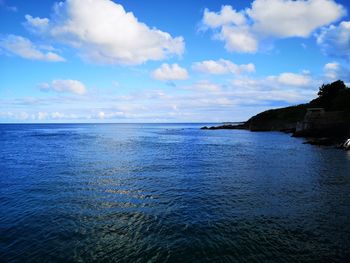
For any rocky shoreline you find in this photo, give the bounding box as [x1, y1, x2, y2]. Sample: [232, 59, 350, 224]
[201, 123, 350, 150]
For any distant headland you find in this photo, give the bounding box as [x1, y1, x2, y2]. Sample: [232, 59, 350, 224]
[202, 80, 350, 150]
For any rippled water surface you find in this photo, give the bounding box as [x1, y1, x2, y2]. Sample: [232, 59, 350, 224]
[1, 123, 350, 262]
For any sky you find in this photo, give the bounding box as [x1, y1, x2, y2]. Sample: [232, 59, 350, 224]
[0, 0, 349, 123]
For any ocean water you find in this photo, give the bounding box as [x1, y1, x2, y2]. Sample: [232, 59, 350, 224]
[0, 123, 349, 263]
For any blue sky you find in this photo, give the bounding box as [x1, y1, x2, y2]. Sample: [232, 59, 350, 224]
[0, 0, 349, 123]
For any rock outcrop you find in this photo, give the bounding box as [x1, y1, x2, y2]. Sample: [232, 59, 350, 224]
[201, 123, 246, 130]
[293, 108, 349, 139]
[343, 139, 350, 150]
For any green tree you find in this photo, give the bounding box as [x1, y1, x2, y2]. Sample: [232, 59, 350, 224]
[311, 80, 347, 109]
[318, 80, 346, 99]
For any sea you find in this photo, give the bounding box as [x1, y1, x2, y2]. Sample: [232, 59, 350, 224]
[1, 123, 349, 262]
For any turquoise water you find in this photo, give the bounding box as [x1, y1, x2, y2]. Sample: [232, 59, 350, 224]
[1, 123, 349, 262]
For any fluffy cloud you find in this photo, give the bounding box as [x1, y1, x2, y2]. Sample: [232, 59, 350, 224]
[267, 72, 312, 87]
[323, 62, 349, 81]
[202, 0, 345, 53]
[219, 26, 258, 53]
[152, 63, 189, 81]
[317, 21, 350, 60]
[26, 0, 184, 65]
[0, 35, 65, 62]
[40, 79, 87, 95]
[324, 62, 341, 79]
[248, 0, 344, 38]
[203, 5, 246, 28]
[192, 59, 255, 75]
[24, 15, 49, 33]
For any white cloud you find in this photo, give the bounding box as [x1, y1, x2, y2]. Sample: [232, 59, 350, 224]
[37, 111, 48, 120]
[202, 0, 345, 53]
[98, 111, 105, 119]
[24, 15, 49, 33]
[27, 0, 184, 65]
[317, 21, 350, 60]
[231, 77, 259, 89]
[324, 62, 340, 79]
[203, 5, 246, 28]
[219, 25, 258, 53]
[323, 62, 349, 81]
[192, 59, 255, 75]
[0, 111, 30, 121]
[230, 74, 318, 103]
[248, 0, 344, 38]
[2, 69, 323, 123]
[186, 80, 222, 92]
[51, 112, 65, 119]
[40, 79, 87, 95]
[0, 35, 65, 62]
[228, 71, 319, 104]
[0, 111, 85, 121]
[267, 72, 312, 87]
[152, 63, 189, 81]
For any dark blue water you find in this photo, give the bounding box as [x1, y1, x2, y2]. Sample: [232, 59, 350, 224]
[1, 124, 350, 262]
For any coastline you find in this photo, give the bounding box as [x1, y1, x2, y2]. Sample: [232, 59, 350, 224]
[201, 123, 350, 150]
[201, 81, 350, 150]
